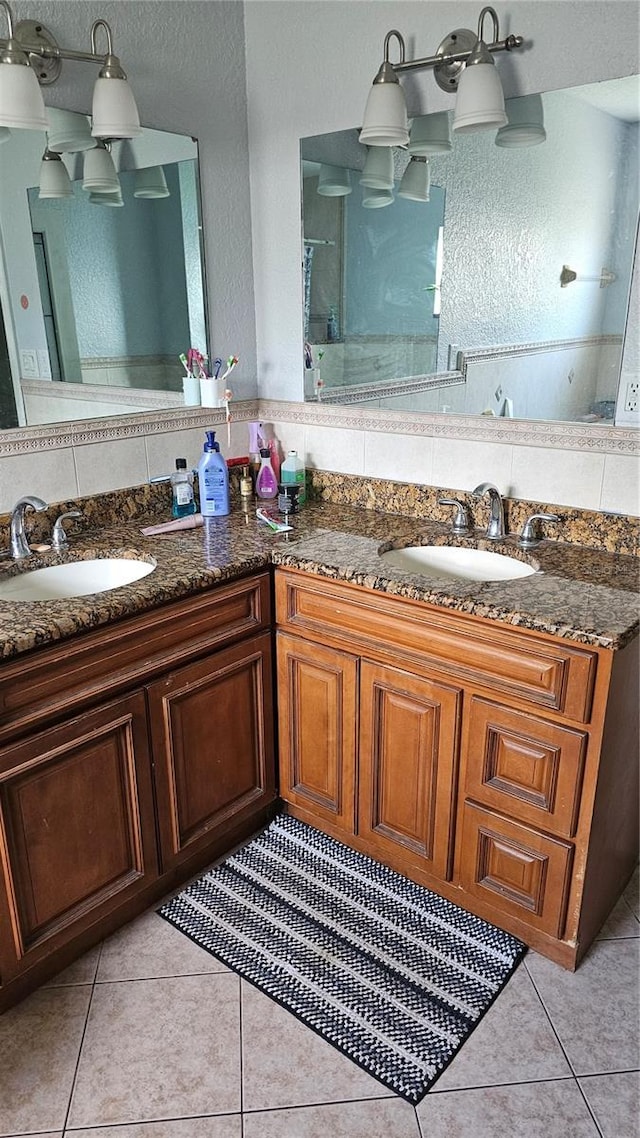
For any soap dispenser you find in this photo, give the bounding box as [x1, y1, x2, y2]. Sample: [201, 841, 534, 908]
[255, 447, 278, 499]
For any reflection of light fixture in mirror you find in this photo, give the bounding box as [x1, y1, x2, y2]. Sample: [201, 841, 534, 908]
[133, 165, 170, 199]
[317, 164, 352, 196]
[560, 265, 617, 288]
[38, 149, 73, 198]
[398, 155, 430, 201]
[360, 146, 394, 189]
[89, 187, 123, 207]
[362, 187, 394, 209]
[361, 7, 523, 146]
[0, 0, 48, 130]
[47, 108, 94, 152]
[90, 18, 140, 139]
[0, 3, 140, 138]
[452, 9, 507, 132]
[408, 112, 452, 155]
[82, 139, 120, 193]
[496, 94, 546, 147]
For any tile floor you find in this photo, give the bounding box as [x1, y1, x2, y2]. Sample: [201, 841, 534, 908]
[1, 867, 638, 1138]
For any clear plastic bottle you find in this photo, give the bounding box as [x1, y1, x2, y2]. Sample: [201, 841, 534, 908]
[255, 447, 278, 499]
[280, 449, 306, 505]
[170, 458, 196, 518]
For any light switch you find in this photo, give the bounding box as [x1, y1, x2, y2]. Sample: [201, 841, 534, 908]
[37, 349, 52, 379]
[20, 349, 39, 378]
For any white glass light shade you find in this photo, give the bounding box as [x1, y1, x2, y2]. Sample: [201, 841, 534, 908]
[360, 146, 394, 190]
[362, 187, 394, 209]
[83, 144, 120, 192]
[0, 57, 48, 130]
[39, 153, 73, 199]
[0, 125, 9, 143]
[360, 80, 409, 147]
[452, 61, 508, 133]
[89, 188, 123, 207]
[408, 112, 452, 155]
[91, 75, 141, 139]
[47, 109, 95, 153]
[134, 165, 170, 199]
[398, 157, 430, 202]
[496, 94, 546, 148]
[317, 164, 352, 196]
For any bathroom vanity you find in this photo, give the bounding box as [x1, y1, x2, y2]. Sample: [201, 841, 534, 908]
[0, 494, 637, 1009]
[274, 567, 638, 970]
[0, 571, 276, 1011]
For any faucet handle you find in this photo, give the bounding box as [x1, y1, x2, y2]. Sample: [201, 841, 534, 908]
[51, 510, 83, 552]
[519, 512, 560, 548]
[438, 498, 473, 535]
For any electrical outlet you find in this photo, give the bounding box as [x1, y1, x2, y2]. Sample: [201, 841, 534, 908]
[20, 349, 38, 378]
[624, 381, 639, 413]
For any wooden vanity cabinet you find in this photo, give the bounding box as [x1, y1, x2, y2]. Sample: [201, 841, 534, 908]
[275, 568, 639, 969]
[0, 573, 276, 1010]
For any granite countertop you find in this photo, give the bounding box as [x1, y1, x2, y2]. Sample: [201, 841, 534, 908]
[0, 500, 638, 661]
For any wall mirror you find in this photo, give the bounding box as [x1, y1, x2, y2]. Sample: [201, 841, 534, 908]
[300, 75, 639, 426]
[0, 119, 208, 430]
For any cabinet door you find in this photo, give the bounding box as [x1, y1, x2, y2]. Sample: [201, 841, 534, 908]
[0, 692, 157, 978]
[277, 631, 358, 834]
[358, 661, 462, 881]
[149, 633, 275, 872]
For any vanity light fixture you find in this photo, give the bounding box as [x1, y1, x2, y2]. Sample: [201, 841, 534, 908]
[360, 5, 523, 146]
[82, 139, 120, 193]
[46, 108, 95, 153]
[0, 1, 140, 138]
[0, 0, 48, 130]
[133, 165, 170, 199]
[38, 149, 73, 198]
[359, 146, 394, 190]
[362, 186, 394, 209]
[408, 112, 452, 155]
[495, 94, 546, 147]
[317, 164, 352, 196]
[398, 156, 430, 201]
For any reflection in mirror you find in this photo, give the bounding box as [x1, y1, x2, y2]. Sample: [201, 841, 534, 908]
[300, 76, 639, 425]
[0, 123, 208, 429]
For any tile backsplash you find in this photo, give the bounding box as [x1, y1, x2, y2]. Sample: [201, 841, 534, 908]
[0, 401, 638, 520]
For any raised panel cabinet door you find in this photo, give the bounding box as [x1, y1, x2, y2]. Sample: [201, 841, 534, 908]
[0, 691, 158, 974]
[149, 633, 276, 872]
[277, 631, 358, 834]
[358, 661, 462, 880]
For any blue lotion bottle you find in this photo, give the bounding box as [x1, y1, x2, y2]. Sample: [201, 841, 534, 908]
[198, 431, 230, 517]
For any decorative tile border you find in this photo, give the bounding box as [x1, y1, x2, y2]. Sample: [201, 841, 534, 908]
[260, 399, 640, 456]
[318, 371, 464, 405]
[21, 379, 182, 410]
[0, 394, 637, 458]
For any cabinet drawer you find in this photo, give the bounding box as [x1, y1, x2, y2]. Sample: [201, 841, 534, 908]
[0, 574, 270, 744]
[457, 802, 573, 938]
[275, 572, 597, 722]
[463, 699, 587, 838]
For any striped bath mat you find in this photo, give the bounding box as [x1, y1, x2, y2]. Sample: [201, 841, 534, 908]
[159, 813, 525, 1104]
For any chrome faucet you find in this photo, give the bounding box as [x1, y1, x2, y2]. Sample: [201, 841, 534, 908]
[9, 495, 48, 559]
[472, 483, 505, 540]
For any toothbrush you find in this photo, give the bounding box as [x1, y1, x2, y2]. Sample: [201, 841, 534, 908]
[219, 355, 239, 384]
[256, 508, 293, 533]
[212, 357, 223, 380]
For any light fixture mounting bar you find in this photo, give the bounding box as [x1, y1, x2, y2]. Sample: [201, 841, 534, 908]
[393, 33, 523, 75]
[0, 20, 115, 85]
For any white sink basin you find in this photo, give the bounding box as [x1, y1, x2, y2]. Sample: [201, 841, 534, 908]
[380, 545, 537, 582]
[0, 558, 155, 601]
